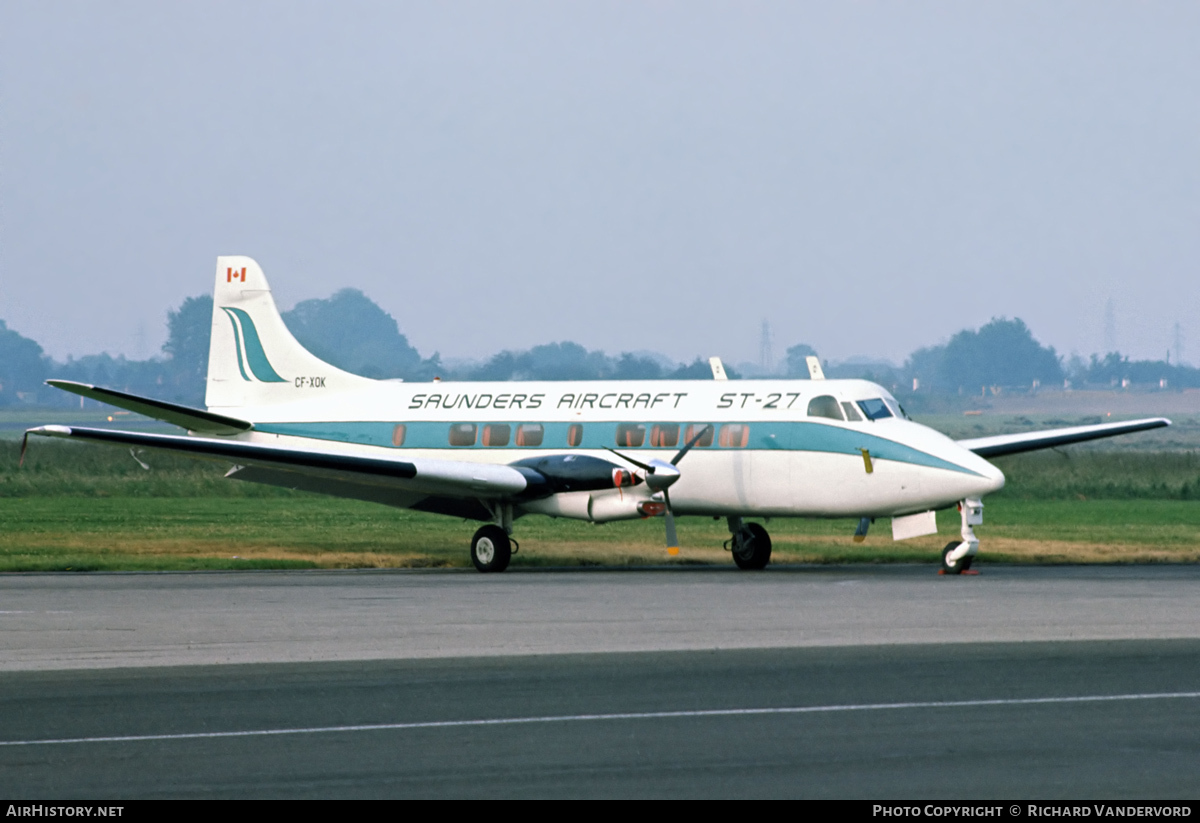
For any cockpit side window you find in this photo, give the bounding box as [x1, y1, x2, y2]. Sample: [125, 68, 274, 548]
[807, 395, 845, 421]
[883, 398, 908, 419]
[857, 398, 894, 420]
[841, 402, 863, 422]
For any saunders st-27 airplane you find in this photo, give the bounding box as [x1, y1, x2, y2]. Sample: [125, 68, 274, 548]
[25, 257, 1170, 573]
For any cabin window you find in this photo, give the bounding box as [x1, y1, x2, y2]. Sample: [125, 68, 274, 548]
[567, 424, 584, 447]
[807, 395, 844, 421]
[684, 423, 714, 447]
[391, 424, 407, 447]
[841, 402, 863, 422]
[650, 424, 680, 448]
[856, 398, 894, 421]
[482, 423, 511, 447]
[515, 424, 544, 447]
[448, 423, 477, 446]
[615, 423, 646, 448]
[718, 423, 750, 448]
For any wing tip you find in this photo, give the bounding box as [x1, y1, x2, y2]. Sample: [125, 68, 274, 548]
[26, 425, 73, 436]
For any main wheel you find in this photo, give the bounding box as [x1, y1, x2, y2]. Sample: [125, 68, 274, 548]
[940, 541, 970, 575]
[471, 525, 512, 573]
[732, 522, 772, 570]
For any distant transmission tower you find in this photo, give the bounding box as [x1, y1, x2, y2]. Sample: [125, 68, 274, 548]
[759, 319, 774, 374]
[1174, 322, 1185, 366]
[1103, 299, 1117, 353]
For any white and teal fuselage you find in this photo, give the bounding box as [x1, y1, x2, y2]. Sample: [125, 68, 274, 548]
[232, 377, 1005, 522]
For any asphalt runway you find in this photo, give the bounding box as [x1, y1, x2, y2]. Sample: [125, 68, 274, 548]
[2, 642, 1199, 798]
[2, 566, 1199, 797]
[4, 565, 1200, 669]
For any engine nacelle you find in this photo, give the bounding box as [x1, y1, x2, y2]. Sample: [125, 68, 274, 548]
[519, 488, 652, 523]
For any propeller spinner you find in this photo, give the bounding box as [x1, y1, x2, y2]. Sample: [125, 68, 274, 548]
[606, 424, 712, 554]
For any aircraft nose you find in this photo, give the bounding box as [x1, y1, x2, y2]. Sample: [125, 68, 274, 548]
[951, 446, 1005, 498]
[975, 460, 1006, 496]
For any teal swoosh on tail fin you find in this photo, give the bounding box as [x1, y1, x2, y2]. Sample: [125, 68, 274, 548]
[221, 307, 286, 383]
[221, 308, 252, 381]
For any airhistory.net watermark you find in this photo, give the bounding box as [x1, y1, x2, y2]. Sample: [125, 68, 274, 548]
[6, 808, 123, 818]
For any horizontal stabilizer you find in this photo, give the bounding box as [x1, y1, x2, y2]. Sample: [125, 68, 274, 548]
[46, 380, 252, 435]
[24, 425, 531, 500]
[957, 417, 1170, 458]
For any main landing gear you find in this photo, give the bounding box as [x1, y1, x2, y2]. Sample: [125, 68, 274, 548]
[940, 498, 983, 575]
[471, 525, 512, 573]
[726, 516, 771, 570]
[471, 502, 516, 573]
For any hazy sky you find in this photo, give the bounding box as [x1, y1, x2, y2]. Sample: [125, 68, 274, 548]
[2, 1, 1197, 368]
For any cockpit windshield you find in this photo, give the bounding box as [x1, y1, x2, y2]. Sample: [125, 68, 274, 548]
[856, 398, 893, 421]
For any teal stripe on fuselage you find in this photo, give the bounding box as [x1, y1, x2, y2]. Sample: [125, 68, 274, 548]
[253, 420, 979, 476]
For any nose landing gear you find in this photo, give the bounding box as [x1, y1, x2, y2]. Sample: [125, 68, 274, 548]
[940, 498, 983, 575]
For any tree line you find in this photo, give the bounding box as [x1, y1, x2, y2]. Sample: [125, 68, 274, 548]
[2, 291, 1196, 408]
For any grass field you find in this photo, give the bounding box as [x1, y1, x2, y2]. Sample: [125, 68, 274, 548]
[3, 438, 1199, 572]
[2, 497, 1198, 572]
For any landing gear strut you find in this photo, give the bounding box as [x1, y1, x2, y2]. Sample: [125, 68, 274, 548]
[940, 498, 983, 575]
[727, 516, 771, 570]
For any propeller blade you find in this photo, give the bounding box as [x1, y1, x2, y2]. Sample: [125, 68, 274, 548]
[609, 444, 686, 554]
[603, 446, 653, 473]
[671, 424, 713, 466]
[663, 489, 679, 554]
[853, 517, 870, 543]
[19, 432, 29, 468]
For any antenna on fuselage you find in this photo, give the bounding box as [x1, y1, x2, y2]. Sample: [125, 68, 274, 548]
[709, 357, 728, 380]
[806, 355, 826, 380]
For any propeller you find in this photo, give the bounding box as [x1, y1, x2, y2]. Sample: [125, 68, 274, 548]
[606, 424, 712, 554]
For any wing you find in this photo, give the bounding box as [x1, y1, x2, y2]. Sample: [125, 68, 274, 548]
[956, 417, 1170, 458]
[25, 425, 536, 502]
[45, 380, 252, 436]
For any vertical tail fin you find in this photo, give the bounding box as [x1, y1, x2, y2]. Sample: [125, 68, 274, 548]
[205, 257, 376, 409]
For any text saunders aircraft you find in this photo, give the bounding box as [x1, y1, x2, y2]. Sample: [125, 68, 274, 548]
[25, 257, 1171, 573]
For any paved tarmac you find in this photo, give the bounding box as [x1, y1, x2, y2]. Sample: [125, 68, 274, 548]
[1, 641, 1198, 798]
[2, 566, 1199, 798]
[2, 565, 1200, 670]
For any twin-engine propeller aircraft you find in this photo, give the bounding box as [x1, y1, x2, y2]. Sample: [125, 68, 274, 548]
[25, 257, 1170, 573]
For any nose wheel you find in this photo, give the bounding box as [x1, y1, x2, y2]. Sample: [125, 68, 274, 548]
[940, 541, 973, 574]
[940, 498, 984, 575]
